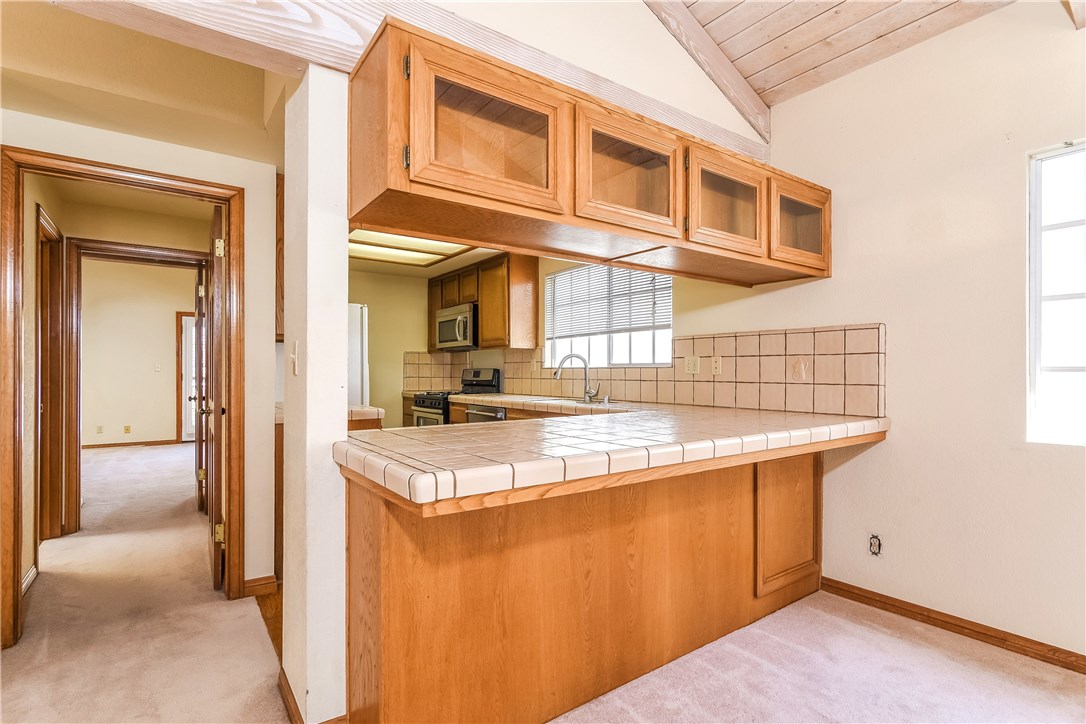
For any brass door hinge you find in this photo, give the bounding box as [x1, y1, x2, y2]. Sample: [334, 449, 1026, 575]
[683, 216, 689, 232]
[214, 238, 225, 257]
[197, 284, 205, 298]
[213, 523, 225, 543]
[197, 467, 207, 481]
[403, 55, 411, 79]
[684, 152, 689, 171]
[402, 145, 411, 169]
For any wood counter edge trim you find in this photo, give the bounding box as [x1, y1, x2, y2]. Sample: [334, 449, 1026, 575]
[820, 578, 1086, 675]
[243, 575, 279, 598]
[278, 668, 304, 724]
[339, 430, 886, 517]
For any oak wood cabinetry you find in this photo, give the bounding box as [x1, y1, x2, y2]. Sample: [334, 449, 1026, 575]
[427, 253, 537, 352]
[349, 19, 832, 288]
[449, 401, 565, 422]
[343, 452, 823, 721]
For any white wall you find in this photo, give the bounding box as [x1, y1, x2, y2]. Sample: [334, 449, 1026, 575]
[347, 270, 427, 425]
[81, 261, 196, 445]
[436, 0, 761, 144]
[673, 2, 1085, 653]
[2, 109, 279, 582]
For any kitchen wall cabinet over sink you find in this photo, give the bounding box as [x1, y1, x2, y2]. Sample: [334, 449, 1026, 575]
[349, 18, 833, 287]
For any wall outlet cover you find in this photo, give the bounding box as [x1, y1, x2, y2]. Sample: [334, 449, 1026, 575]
[712, 357, 722, 375]
[123, 425, 131, 434]
[683, 356, 700, 374]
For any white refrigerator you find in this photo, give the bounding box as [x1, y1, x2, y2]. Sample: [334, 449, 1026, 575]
[347, 303, 370, 406]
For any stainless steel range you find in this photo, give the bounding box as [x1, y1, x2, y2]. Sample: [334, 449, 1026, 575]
[410, 368, 502, 427]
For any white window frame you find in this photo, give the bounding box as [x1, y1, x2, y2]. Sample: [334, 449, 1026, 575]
[1027, 142, 1085, 446]
[544, 266, 673, 369]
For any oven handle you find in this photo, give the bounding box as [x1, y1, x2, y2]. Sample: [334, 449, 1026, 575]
[467, 409, 501, 418]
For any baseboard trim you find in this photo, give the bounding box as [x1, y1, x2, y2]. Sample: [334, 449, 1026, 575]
[278, 668, 303, 724]
[81, 439, 187, 449]
[20, 565, 37, 595]
[821, 577, 1086, 675]
[244, 575, 279, 597]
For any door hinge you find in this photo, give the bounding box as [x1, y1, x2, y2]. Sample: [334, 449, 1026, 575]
[402, 145, 411, 169]
[683, 216, 689, 232]
[197, 284, 205, 298]
[402, 55, 411, 79]
[197, 467, 207, 481]
[214, 238, 225, 257]
[213, 523, 225, 543]
[684, 153, 689, 171]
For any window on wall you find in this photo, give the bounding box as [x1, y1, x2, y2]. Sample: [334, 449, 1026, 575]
[544, 265, 672, 368]
[1029, 143, 1085, 445]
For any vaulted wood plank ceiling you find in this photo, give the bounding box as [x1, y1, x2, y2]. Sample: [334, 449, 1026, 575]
[656, 1, 1013, 106]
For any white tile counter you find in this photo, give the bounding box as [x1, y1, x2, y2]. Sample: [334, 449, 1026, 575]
[334, 395, 889, 507]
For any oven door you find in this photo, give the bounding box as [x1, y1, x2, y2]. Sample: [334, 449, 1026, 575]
[412, 407, 446, 427]
[465, 405, 507, 423]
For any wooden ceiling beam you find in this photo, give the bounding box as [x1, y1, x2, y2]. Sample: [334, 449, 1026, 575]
[55, 0, 768, 161]
[1062, 0, 1086, 29]
[644, 0, 771, 142]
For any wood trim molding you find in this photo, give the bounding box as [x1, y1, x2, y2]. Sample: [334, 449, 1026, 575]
[278, 668, 304, 724]
[243, 575, 279, 598]
[70, 237, 210, 267]
[57, 1, 768, 161]
[821, 578, 1086, 675]
[1, 145, 248, 649]
[176, 311, 195, 443]
[1062, 0, 1086, 29]
[642, 0, 771, 142]
[81, 439, 183, 450]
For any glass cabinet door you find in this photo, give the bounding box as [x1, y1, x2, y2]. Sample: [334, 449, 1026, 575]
[769, 177, 831, 270]
[409, 38, 571, 213]
[687, 146, 767, 256]
[575, 106, 683, 238]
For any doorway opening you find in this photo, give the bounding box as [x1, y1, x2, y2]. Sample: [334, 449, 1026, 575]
[0, 146, 248, 648]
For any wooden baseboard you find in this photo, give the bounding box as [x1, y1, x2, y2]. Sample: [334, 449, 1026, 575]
[81, 438, 188, 449]
[278, 668, 303, 724]
[243, 575, 279, 598]
[20, 566, 36, 595]
[821, 577, 1086, 675]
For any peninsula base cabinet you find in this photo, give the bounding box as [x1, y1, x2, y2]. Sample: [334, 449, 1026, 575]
[343, 453, 823, 722]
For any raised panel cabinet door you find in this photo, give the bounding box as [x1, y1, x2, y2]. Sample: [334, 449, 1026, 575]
[769, 176, 831, 271]
[575, 105, 684, 238]
[477, 257, 510, 348]
[427, 280, 441, 352]
[755, 453, 822, 597]
[688, 145, 768, 257]
[458, 268, 479, 303]
[440, 275, 460, 307]
[409, 36, 572, 214]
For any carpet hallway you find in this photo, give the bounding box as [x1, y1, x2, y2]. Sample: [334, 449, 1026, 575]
[0, 444, 286, 723]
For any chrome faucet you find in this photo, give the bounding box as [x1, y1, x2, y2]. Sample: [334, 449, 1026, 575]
[553, 354, 599, 403]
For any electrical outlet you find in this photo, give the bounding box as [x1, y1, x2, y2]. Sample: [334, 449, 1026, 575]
[869, 533, 882, 556]
[712, 357, 722, 375]
[154, 363, 161, 372]
[96, 425, 103, 434]
[683, 356, 700, 375]
[123, 425, 131, 434]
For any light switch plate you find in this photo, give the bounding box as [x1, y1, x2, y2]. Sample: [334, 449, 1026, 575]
[684, 356, 700, 374]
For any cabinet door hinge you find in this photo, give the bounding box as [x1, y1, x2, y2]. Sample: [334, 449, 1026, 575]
[684, 153, 689, 171]
[683, 216, 689, 232]
[214, 238, 225, 257]
[403, 55, 411, 79]
[213, 523, 225, 543]
[402, 145, 411, 169]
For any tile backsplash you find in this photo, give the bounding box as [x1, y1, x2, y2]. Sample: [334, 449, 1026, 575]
[403, 323, 886, 417]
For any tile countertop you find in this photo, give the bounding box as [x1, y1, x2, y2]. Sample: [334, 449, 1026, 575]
[275, 403, 385, 425]
[333, 395, 890, 506]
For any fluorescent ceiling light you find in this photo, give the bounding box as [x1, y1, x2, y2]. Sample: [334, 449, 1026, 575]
[348, 229, 469, 255]
[348, 242, 444, 266]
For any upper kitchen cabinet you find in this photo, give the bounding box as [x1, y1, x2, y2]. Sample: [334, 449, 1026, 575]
[687, 145, 767, 258]
[769, 177, 831, 271]
[349, 18, 832, 287]
[575, 107, 683, 238]
[408, 36, 571, 214]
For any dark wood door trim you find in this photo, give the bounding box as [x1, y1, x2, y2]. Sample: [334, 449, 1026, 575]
[1, 145, 248, 649]
[176, 311, 196, 443]
[36, 205, 66, 542]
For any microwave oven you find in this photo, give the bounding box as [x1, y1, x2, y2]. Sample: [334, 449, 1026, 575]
[434, 303, 477, 350]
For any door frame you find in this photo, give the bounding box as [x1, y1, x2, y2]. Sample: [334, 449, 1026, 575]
[0, 145, 248, 648]
[176, 311, 197, 443]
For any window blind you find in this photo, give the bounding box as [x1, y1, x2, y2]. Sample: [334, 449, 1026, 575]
[545, 265, 672, 340]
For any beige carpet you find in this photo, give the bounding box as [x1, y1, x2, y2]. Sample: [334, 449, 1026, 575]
[558, 591, 1085, 723]
[0, 444, 286, 723]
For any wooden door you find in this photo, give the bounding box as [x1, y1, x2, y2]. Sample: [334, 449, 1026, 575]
[205, 207, 226, 590]
[477, 257, 509, 348]
[688, 145, 768, 257]
[458, 268, 478, 303]
[194, 266, 208, 512]
[769, 177, 831, 271]
[409, 35, 572, 214]
[440, 275, 460, 307]
[575, 105, 683, 238]
[36, 207, 65, 540]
